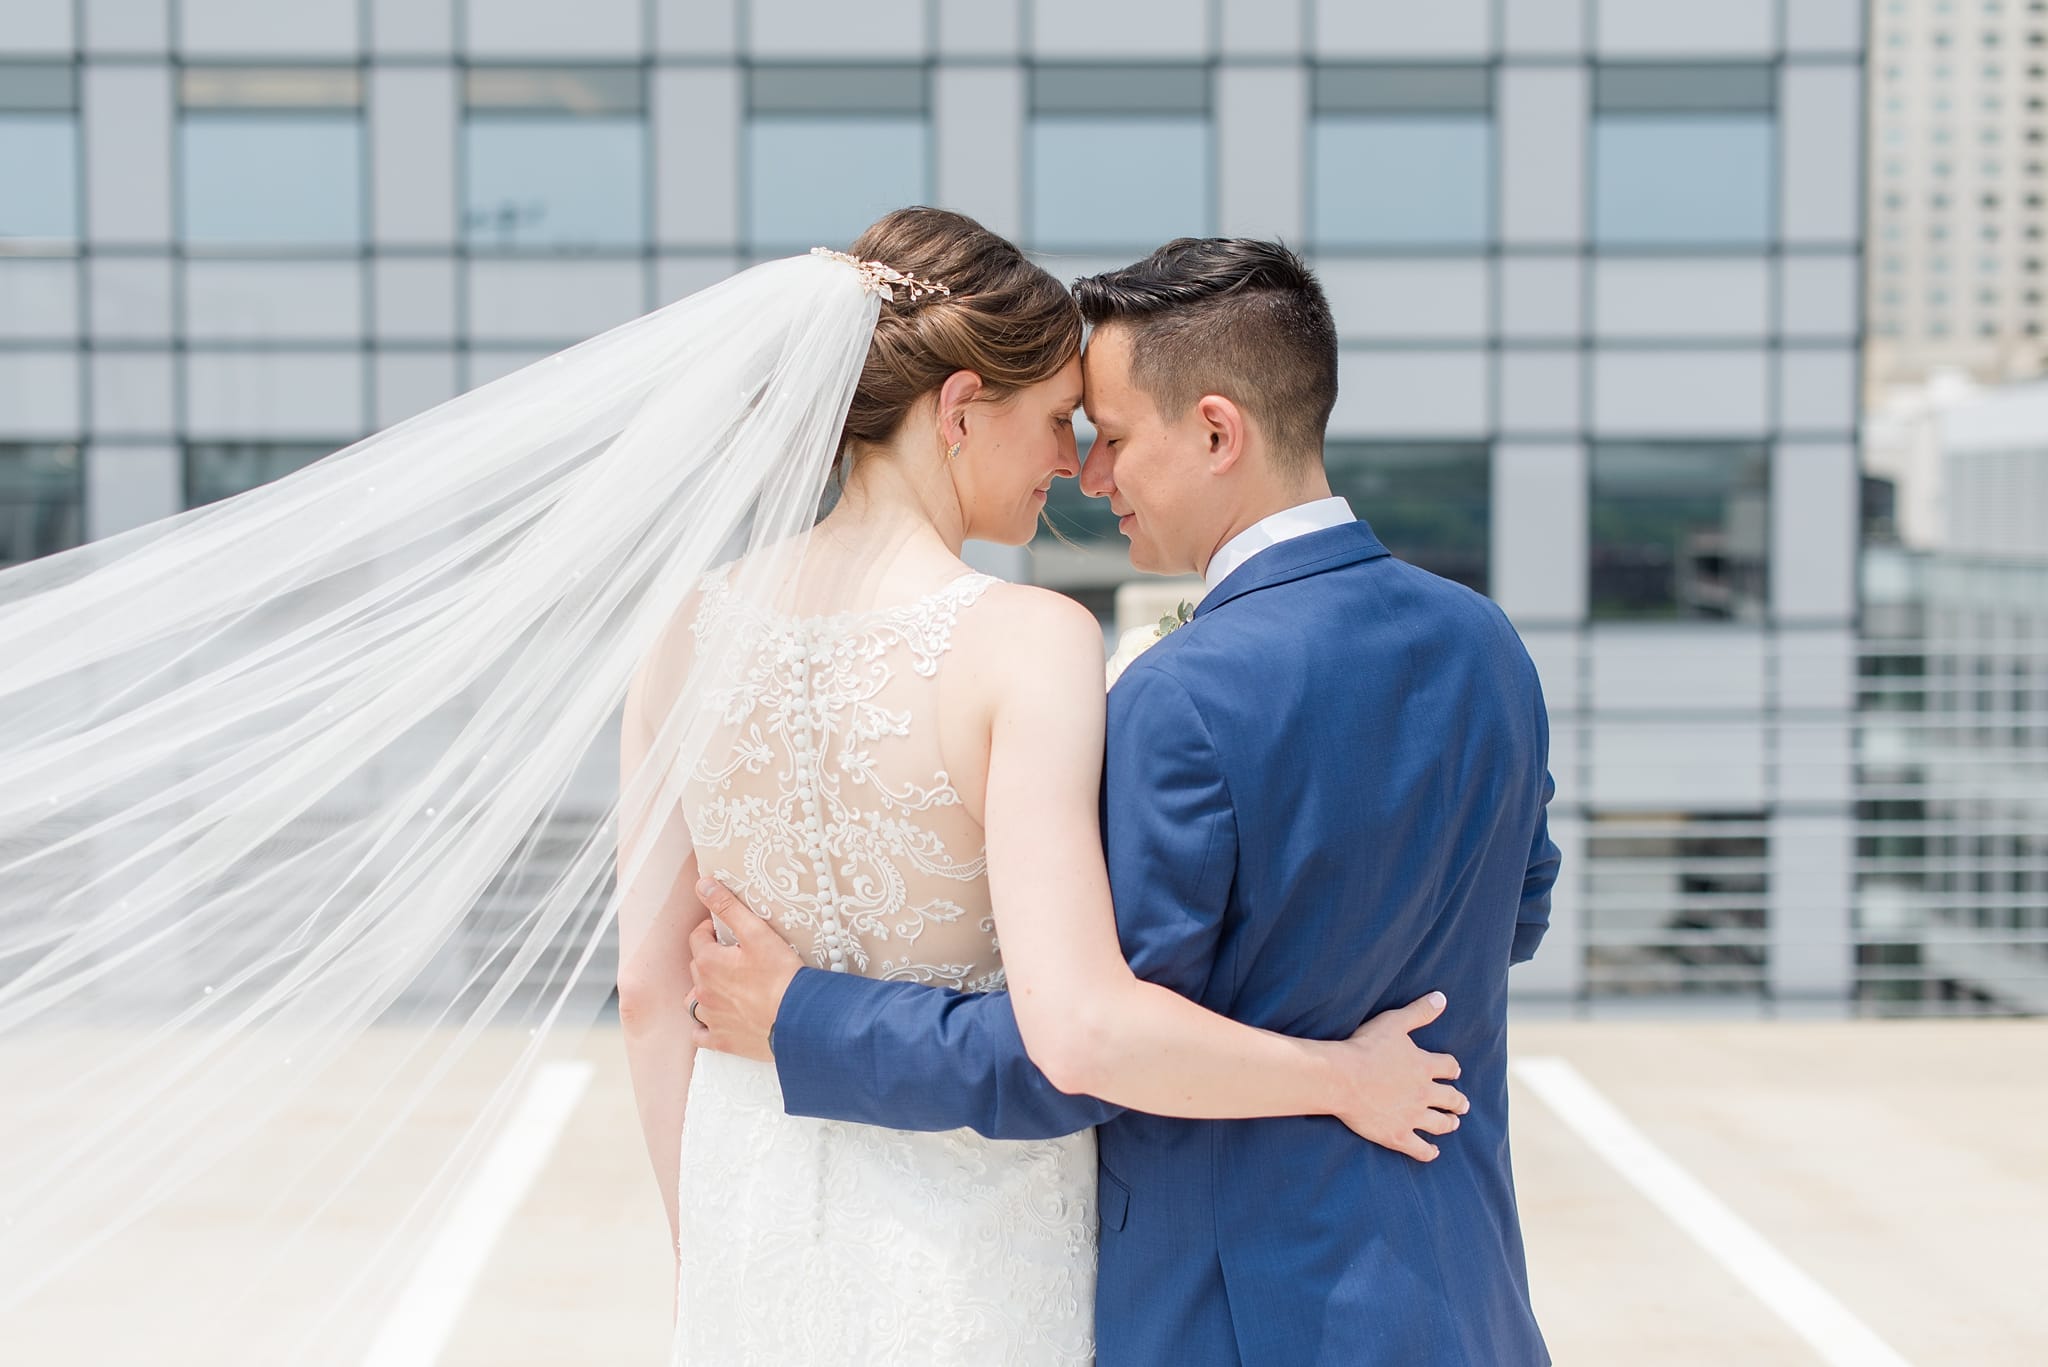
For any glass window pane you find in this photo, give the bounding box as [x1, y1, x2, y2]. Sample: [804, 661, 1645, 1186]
[0, 63, 78, 111]
[747, 117, 929, 250]
[1029, 117, 1211, 251]
[0, 442, 83, 566]
[464, 117, 647, 250]
[465, 68, 643, 115]
[0, 114, 78, 239]
[1314, 66, 1491, 115]
[180, 115, 364, 247]
[1312, 118, 1491, 247]
[1590, 442, 1770, 622]
[182, 67, 362, 110]
[750, 66, 925, 115]
[1593, 65, 1776, 114]
[1325, 442, 1490, 595]
[184, 442, 334, 508]
[1593, 116, 1774, 246]
[1032, 65, 1210, 115]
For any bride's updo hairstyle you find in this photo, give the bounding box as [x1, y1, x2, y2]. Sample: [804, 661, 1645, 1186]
[834, 207, 1082, 474]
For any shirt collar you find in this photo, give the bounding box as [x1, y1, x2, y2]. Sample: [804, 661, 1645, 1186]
[1202, 496, 1357, 592]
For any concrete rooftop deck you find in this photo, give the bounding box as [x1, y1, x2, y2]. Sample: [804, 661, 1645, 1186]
[5, 1019, 2042, 1365]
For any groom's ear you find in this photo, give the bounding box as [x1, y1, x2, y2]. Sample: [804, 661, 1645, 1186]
[1196, 394, 1247, 477]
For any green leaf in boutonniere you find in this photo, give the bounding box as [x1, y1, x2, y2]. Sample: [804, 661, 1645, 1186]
[1155, 599, 1195, 639]
[1107, 600, 1197, 690]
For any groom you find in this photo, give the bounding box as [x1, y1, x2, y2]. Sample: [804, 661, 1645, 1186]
[689, 238, 1558, 1365]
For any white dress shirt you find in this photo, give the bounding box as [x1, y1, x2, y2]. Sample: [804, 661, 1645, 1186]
[1202, 496, 1357, 592]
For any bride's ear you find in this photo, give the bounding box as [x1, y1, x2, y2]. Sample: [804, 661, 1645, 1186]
[936, 369, 985, 447]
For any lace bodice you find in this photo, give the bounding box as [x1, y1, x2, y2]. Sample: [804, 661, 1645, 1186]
[672, 563, 1096, 1367]
[682, 565, 1005, 991]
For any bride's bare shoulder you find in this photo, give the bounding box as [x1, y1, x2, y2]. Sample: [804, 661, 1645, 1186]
[971, 581, 1104, 668]
[626, 580, 712, 730]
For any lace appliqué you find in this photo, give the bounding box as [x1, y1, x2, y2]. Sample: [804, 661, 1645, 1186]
[685, 567, 1004, 990]
[672, 568, 1095, 1366]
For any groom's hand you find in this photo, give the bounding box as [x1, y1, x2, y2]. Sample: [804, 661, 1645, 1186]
[1328, 991, 1468, 1162]
[686, 879, 803, 1063]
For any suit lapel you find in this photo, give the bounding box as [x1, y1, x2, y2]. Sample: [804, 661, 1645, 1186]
[1193, 519, 1391, 619]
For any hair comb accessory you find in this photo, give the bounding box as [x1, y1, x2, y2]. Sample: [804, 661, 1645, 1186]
[809, 246, 954, 303]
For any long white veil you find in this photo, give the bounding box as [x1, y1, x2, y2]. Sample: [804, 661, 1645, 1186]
[0, 250, 885, 1362]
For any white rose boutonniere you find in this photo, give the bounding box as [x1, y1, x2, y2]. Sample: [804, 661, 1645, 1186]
[1104, 599, 1195, 690]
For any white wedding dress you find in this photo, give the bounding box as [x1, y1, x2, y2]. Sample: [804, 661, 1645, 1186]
[670, 564, 1098, 1365]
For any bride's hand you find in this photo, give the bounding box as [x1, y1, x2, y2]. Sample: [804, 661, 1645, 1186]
[1324, 991, 1467, 1161]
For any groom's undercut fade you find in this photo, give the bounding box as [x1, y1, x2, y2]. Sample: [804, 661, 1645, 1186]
[1072, 239, 1338, 473]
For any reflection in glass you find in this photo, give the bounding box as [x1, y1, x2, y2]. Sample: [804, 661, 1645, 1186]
[1593, 117, 1774, 246]
[0, 443, 83, 565]
[465, 118, 647, 250]
[466, 68, 641, 115]
[1591, 442, 1770, 621]
[1324, 442, 1490, 595]
[0, 115, 78, 239]
[1030, 118, 1211, 251]
[182, 67, 363, 109]
[1312, 119, 1491, 247]
[1585, 812, 1769, 999]
[180, 115, 363, 247]
[185, 442, 335, 509]
[748, 117, 929, 250]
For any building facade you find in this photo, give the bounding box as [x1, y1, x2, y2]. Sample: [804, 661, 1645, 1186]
[1860, 374, 2048, 1011]
[0, 0, 1871, 1009]
[1866, 0, 2048, 402]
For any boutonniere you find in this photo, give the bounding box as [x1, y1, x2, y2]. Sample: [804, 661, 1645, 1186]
[1105, 599, 1196, 689]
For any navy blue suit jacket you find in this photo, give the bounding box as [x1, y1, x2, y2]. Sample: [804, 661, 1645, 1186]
[772, 520, 1559, 1366]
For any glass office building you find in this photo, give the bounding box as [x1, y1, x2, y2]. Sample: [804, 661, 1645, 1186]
[0, 0, 1871, 1008]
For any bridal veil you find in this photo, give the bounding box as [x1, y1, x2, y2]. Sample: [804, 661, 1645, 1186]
[0, 249, 894, 1361]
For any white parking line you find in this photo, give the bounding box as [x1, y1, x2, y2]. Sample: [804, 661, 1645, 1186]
[1513, 1056, 1914, 1367]
[361, 1060, 595, 1367]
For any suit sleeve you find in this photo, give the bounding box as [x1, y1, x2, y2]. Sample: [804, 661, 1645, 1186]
[772, 969, 1116, 1140]
[1512, 670, 1561, 966]
[772, 657, 1239, 1139]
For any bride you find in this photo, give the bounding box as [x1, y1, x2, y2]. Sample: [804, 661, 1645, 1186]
[618, 208, 1464, 1364]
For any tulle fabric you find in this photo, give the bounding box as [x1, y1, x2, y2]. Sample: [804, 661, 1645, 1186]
[0, 252, 877, 1362]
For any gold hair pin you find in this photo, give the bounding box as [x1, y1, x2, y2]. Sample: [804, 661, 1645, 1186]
[809, 247, 953, 303]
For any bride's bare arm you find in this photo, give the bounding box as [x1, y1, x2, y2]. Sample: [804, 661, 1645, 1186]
[615, 659, 710, 1257]
[981, 593, 1463, 1157]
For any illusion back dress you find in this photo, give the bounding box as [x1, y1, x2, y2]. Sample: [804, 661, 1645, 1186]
[670, 564, 1097, 1365]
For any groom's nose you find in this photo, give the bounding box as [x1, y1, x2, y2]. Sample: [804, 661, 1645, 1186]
[1078, 438, 1114, 499]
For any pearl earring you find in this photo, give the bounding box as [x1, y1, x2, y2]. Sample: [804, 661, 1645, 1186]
[946, 441, 961, 461]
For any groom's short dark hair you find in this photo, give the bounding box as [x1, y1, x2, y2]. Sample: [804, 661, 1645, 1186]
[1073, 239, 1337, 472]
